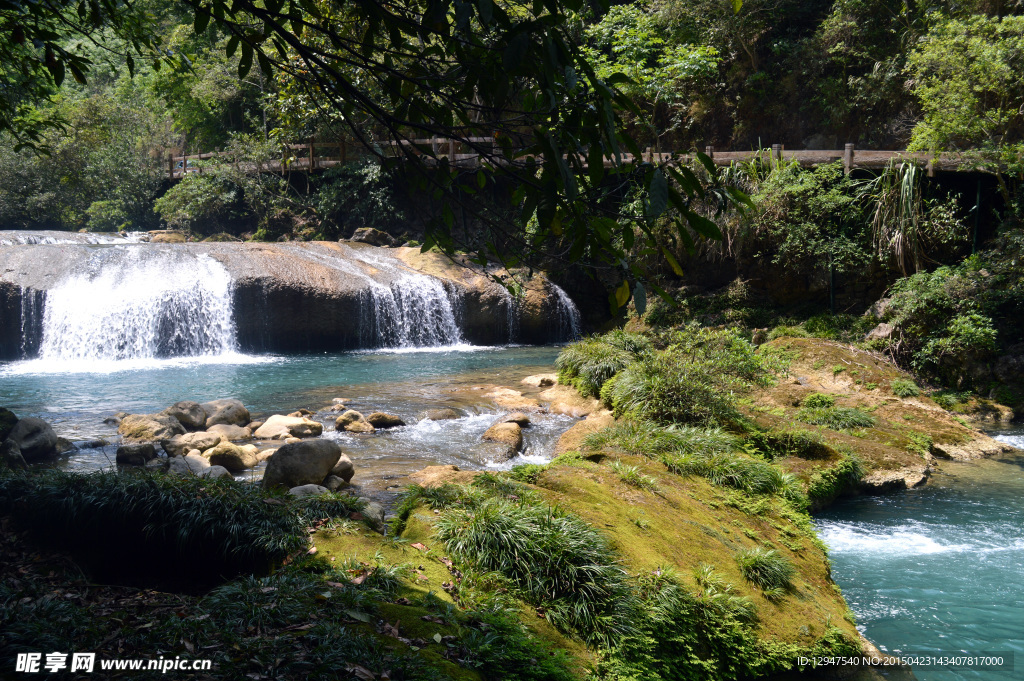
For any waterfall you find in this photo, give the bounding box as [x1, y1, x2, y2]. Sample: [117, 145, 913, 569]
[37, 248, 237, 364]
[0, 230, 148, 246]
[345, 248, 465, 348]
[550, 282, 582, 341]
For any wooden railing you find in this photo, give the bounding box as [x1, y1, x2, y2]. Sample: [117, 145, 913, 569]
[167, 140, 972, 180]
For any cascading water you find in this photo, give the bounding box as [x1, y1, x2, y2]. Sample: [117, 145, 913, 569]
[0, 230, 148, 246]
[550, 282, 582, 341]
[345, 247, 466, 348]
[36, 247, 237, 366]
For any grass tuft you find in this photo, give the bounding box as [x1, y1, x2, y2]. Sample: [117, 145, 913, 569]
[735, 547, 795, 593]
[891, 379, 921, 398]
[797, 406, 876, 430]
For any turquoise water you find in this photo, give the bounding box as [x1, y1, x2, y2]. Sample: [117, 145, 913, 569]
[816, 434, 1024, 681]
[0, 346, 571, 488]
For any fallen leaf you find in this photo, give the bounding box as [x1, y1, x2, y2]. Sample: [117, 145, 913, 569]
[306, 546, 317, 555]
[262, 498, 286, 506]
[411, 543, 428, 551]
[432, 633, 442, 643]
[344, 610, 371, 623]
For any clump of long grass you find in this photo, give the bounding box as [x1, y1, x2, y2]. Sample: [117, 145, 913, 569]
[583, 419, 740, 458]
[556, 330, 653, 397]
[691, 563, 758, 623]
[661, 451, 799, 499]
[433, 495, 640, 646]
[801, 393, 835, 408]
[609, 461, 659, 491]
[745, 427, 834, 460]
[797, 406, 876, 429]
[735, 547, 795, 595]
[890, 378, 920, 398]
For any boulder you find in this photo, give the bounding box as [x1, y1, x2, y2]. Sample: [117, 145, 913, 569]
[206, 441, 258, 471]
[254, 414, 324, 440]
[521, 374, 557, 388]
[349, 227, 397, 247]
[200, 399, 250, 427]
[366, 412, 405, 429]
[0, 407, 17, 442]
[539, 385, 602, 417]
[323, 475, 348, 491]
[330, 454, 355, 483]
[481, 422, 523, 461]
[0, 440, 28, 470]
[55, 437, 77, 455]
[357, 499, 386, 533]
[161, 431, 222, 457]
[247, 421, 265, 432]
[336, 410, 375, 433]
[484, 388, 541, 411]
[421, 408, 462, 421]
[161, 401, 207, 430]
[119, 413, 186, 441]
[198, 465, 233, 480]
[116, 443, 156, 466]
[262, 439, 343, 489]
[288, 484, 329, 498]
[554, 411, 616, 456]
[148, 230, 187, 243]
[499, 412, 531, 427]
[4, 417, 59, 462]
[864, 323, 894, 342]
[257, 449, 277, 462]
[145, 457, 168, 471]
[167, 453, 212, 476]
[206, 423, 252, 441]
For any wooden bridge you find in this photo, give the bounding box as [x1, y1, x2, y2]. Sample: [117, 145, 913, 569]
[167, 140, 973, 180]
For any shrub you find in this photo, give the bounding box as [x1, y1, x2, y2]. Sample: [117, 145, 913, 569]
[555, 330, 652, 397]
[806, 454, 865, 505]
[154, 172, 248, 234]
[745, 427, 835, 460]
[433, 495, 640, 646]
[582, 420, 740, 458]
[734, 548, 795, 592]
[767, 325, 809, 340]
[603, 325, 779, 426]
[890, 379, 920, 398]
[609, 461, 659, 491]
[662, 451, 801, 500]
[801, 393, 835, 409]
[798, 406, 875, 430]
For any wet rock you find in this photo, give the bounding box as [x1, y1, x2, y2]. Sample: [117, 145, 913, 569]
[254, 414, 324, 440]
[247, 420, 265, 432]
[554, 411, 616, 456]
[521, 374, 557, 388]
[498, 412, 531, 427]
[407, 464, 478, 488]
[161, 401, 207, 430]
[116, 443, 156, 466]
[539, 385, 602, 417]
[55, 437, 77, 455]
[349, 227, 397, 247]
[366, 412, 405, 429]
[931, 435, 1015, 460]
[860, 466, 930, 493]
[145, 458, 168, 471]
[102, 416, 121, 426]
[323, 475, 348, 491]
[161, 431, 222, 457]
[206, 441, 258, 471]
[200, 399, 250, 428]
[257, 449, 277, 462]
[206, 423, 252, 441]
[289, 484, 330, 497]
[357, 499, 386, 532]
[262, 439, 343, 489]
[4, 417, 59, 462]
[148, 230, 187, 243]
[481, 422, 523, 460]
[119, 413, 186, 441]
[336, 410, 375, 433]
[330, 454, 355, 483]
[421, 408, 462, 421]
[484, 387, 541, 411]
[0, 407, 17, 442]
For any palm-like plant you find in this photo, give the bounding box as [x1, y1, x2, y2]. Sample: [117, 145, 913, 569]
[867, 160, 928, 274]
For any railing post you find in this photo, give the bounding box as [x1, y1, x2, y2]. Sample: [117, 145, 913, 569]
[309, 140, 315, 171]
[772, 144, 782, 162]
[843, 143, 855, 176]
[340, 138, 347, 164]
[449, 138, 455, 162]
[432, 136, 439, 156]
[168, 154, 174, 180]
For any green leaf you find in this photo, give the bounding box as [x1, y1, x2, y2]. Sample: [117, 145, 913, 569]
[226, 35, 239, 58]
[633, 283, 647, 316]
[660, 247, 684, 276]
[194, 8, 210, 34]
[615, 280, 630, 308]
[695, 151, 717, 178]
[648, 168, 667, 217]
[732, 0, 743, 14]
[685, 210, 723, 240]
[238, 43, 253, 78]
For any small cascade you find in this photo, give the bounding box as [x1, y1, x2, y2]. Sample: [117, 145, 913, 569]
[498, 285, 520, 344]
[37, 248, 237, 363]
[345, 248, 465, 348]
[0, 230, 148, 246]
[550, 282, 582, 341]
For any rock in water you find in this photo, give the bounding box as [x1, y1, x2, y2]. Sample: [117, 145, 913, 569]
[0, 441, 28, 470]
[119, 414, 186, 441]
[0, 407, 17, 442]
[200, 399, 250, 427]
[206, 423, 252, 441]
[254, 414, 324, 439]
[323, 475, 347, 491]
[4, 417, 59, 462]
[481, 422, 524, 461]
[161, 431, 222, 457]
[330, 454, 355, 483]
[198, 465, 232, 480]
[262, 439, 343, 489]
[335, 410, 375, 433]
[498, 412, 531, 427]
[206, 441, 258, 471]
[116, 443, 156, 466]
[167, 453, 212, 476]
[421, 408, 462, 421]
[521, 374, 557, 388]
[161, 401, 207, 430]
[349, 227, 397, 247]
[366, 412, 405, 429]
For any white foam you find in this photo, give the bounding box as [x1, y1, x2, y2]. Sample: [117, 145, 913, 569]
[818, 522, 974, 556]
[0, 352, 274, 376]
